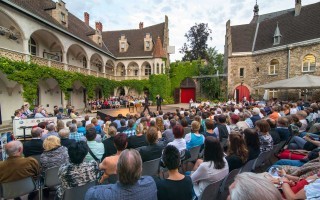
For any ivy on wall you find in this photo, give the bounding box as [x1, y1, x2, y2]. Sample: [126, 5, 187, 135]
[149, 74, 172, 103]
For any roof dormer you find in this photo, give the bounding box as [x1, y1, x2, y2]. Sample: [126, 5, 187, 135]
[89, 22, 103, 47]
[273, 22, 282, 46]
[119, 34, 128, 52]
[144, 33, 153, 51]
[47, 0, 69, 28]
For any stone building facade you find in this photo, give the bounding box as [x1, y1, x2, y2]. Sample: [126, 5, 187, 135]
[224, 0, 320, 102]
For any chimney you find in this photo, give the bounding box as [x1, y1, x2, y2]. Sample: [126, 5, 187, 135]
[84, 12, 89, 26]
[95, 21, 103, 32]
[295, 0, 301, 16]
[139, 22, 144, 29]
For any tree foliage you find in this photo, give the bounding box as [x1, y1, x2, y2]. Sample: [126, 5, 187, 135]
[180, 23, 212, 61]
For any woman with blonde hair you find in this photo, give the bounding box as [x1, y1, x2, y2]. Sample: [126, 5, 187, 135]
[185, 121, 205, 150]
[40, 136, 69, 171]
[127, 123, 148, 149]
[226, 132, 248, 172]
[102, 121, 112, 140]
[56, 120, 65, 132]
[156, 117, 164, 139]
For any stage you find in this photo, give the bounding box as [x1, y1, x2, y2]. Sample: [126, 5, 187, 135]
[94, 103, 190, 119]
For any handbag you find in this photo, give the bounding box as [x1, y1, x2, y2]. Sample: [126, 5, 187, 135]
[87, 144, 104, 183]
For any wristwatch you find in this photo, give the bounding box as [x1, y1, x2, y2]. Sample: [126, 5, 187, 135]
[279, 180, 284, 186]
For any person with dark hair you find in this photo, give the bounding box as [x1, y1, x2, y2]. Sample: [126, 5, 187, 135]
[56, 141, 97, 200]
[162, 119, 176, 145]
[155, 145, 193, 200]
[266, 118, 281, 145]
[23, 127, 44, 157]
[168, 124, 187, 152]
[203, 119, 217, 138]
[123, 119, 136, 137]
[156, 94, 163, 111]
[243, 128, 260, 161]
[99, 133, 128, 183]
[276, 117, 291, 141]
[85, 149, 157, 200]
[142, 93, 151, 114]
[85, 127, 104, 161]
[213, 114, 230, 148]
[191, 137, 229, 197]
[41, 122, 59, 140]
[181, 118, 191, 135]
[226, 132, 248, 172]
[139, 127, 164, 162]
[255, 119, 274, 152]
[117, 119, 128, 133]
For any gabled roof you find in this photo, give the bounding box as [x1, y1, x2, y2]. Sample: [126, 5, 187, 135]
[231, 2, 320, 53]
[102, 23, 165, 58]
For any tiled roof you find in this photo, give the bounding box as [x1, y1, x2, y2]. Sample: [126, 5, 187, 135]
[231, 2, 320, 52]
[7, 0, 112, 56]
[153, 36, 165, 58]
[102, 23, 165, 58]
[231, 23, 257, 52]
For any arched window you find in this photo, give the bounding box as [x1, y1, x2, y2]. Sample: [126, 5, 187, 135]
[269, 59, 279, 75]
[145, 65, 151, 75]
[28, 37, 37, 56]
[161, 63, 164, 74]
[302, 54, 316, 72]
[156, 63, 159, 74]
[82, 57, 87, 68]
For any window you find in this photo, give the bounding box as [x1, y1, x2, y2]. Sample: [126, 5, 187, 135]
[269, 89, 278, 99]
[146, 41, 150, 49]
[134, 70, 138, 76]
[269, 59, 279, 75]
[61, 13, 66, 23]
[256, 67, 259, 73]
[121, 42, 125, 49]
[145, 65, 151, 75]
[157, 63, 160, 74]
[302, 54, 316, 72]
[28, 37, 37, 56]
[82, 57, 87, 68]
[239, 68, 244, 77]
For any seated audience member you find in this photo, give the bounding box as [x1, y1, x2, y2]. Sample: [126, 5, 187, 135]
[77, 121, 86, 135]
[167, 124, 187, 152]
[92, 118, 102, 134]
[56, 120, 65, 132]
[123, 119, 136, 137]
[269, 106, 281, 121]
[127, 123, 148, 149]
[38, 121, 48, 135]
[56, 141, 97, 200]
[139, 127, 164, 162]
[276, 117, 291, 141]
[84, 115, 91, 126]
[102, 126, 118, 159]
[97, 116, 104, 127]
[86, 123, 102, 142]
[99, 133, 128, 183]
[266, 118, 281, 145]
[23, 127, 44, 157]
[236, 112, 250, 131]
[191, 137, 229, 197]
[214, 115, 231, 147]
[41, 122, 59, 140]
[68, 123, 84, 142]
[0, 141, 40, 183]
[85, 127, 105, 161]
[226, 132, 248, 172]
[117, 119, 128, 133]
[85, 149, 157, 200]
[243, 128, 260, 161]
[288, 134, 319, 151]
[229, 114, 240, 131]
[185, 121, 205, 150]
[228, 172, 282, 200]
[70, 109, 77, 119]
[255, 119, 274, 152]
[40, 136, 69, 172]
[297, 110, 308, 133]
[155, 145, 193, 200]
[156, 117, 165, 139]
[162, 119, 176, 145]
[181, 118, 191, 136]
[203, 119, 216, 138]
[244, 111, 254, 128]
[35, 108, 45, 118]
[250, 107, 261, 125]
[58, 128, 76, 148]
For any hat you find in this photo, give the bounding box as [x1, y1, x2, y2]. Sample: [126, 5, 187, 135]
[252, 107, 260, 115]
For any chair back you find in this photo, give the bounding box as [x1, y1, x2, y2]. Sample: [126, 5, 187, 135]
[240, 159, 256, 173]
[199, 178, 224, 200]
[45, 166, 61, 187]
[135, 146, 147, 151]
[218, 168, 240, 200]
[1, 177, 36, 199]
[274, 141, 286, 155]
[63, 181, 96, 200]
[252, 151, 271, 171]
[185, 145, 201, 162]
[30, 154, 41, 164]
[142, 158, 161, 176]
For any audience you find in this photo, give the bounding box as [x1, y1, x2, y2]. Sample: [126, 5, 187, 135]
[162, 119, 176, 145]
[58, 128, 76, 148]
[127, 123, 148, 149]
[139, 127, 164, 162]
[185, 121, 205, 150]
[243, 128, 260, 161]
[102, 126, 118, 159]
[255, 119, 274, 152]
[41, 122, 59, 140]
[23, 127, 44, 157]
[167, 124, 187, 152]
[85, 149, 157, 200]
[68, 123, 85, 142]
[226, 132, 248, 172]
[85, 127, 104, 161]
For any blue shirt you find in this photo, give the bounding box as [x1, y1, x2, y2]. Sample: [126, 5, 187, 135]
[77, 127, 86, 135]
[69, 132, 85, 142]
[85, 176, 157, 200]
[185, 133, 205, 150]
[95, 125, 102, 134]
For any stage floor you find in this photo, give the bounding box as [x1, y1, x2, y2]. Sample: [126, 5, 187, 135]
[89, 103, 190, 117]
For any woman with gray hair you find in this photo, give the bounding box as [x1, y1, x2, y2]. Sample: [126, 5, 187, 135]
[58, 128, 76, 148]
[228, 172, 282, 200]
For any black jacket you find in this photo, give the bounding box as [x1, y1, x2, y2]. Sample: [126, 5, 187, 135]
[23, 139, 44, 157]
[60, 138, 76, 149]
[139, 143, 164, 162]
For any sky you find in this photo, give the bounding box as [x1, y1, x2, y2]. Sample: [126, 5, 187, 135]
[63, 0, 319, 61]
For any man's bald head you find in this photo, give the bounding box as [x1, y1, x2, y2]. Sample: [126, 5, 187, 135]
[5, 141, 23, 157]
[117, 149, 142, 185]
[31, 127, 42, 138]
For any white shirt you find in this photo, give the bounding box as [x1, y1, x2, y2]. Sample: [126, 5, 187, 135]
[191, 158, 229, 196]
[167, 138, 186, 152]
[213, 125, 231, 139]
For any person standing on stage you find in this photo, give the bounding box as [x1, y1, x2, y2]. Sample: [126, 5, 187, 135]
[143, 93, 151, 114]
[156, 94, 163, 111]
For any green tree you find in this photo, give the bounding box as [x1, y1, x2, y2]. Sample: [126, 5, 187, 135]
[180, 23, 212, 61]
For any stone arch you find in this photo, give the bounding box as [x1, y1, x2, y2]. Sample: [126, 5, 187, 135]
[70, 80, 86, 109]
[0, 10, 25, 52]
[38, 78, 62, 112]
[141, 61, 152, 76]
[29, 29, 64, 61]
[232, 83, 252, 103]
[105, 59, 115, 75]
[179, 78, 196, 103]
[115, 86, 126, 96]
[116, 62, 126, 76]
[67, 44, 88, 68]
[90, 53, 103, 72]
[127, 61, 139, 76]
